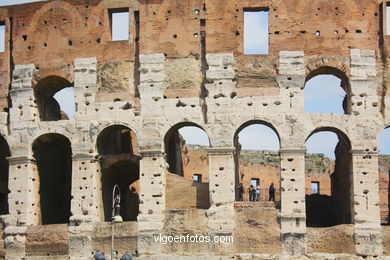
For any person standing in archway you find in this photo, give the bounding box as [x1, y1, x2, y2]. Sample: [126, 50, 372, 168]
[269, 183, 275, 201]
[237, 183, 244, 201]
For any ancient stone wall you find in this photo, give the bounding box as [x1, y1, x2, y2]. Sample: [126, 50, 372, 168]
[0, 0, 387, 259]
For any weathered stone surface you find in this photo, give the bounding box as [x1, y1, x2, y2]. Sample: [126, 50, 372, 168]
[307, 225, 355, 254]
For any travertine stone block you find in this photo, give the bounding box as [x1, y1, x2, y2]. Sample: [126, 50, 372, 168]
[279, 149, 307, 255]
[7, 157, 40, 226]
[138, 151, 166, 233]
[70, 154, 103, 224]
[206, 148, 235, 231]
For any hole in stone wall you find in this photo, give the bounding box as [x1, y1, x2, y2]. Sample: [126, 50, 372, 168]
[0, 136, 10, 215]
[304, 68, 349, 114]
[234, 122, 280, 202]
[33, 134, 72, 224]
[378, 127, 390, 224]
[305, 130, 352, 227]
[164, 124, 210, 209]
[0, 22, 5, 53]
[98, 125, 140, 222]
[387, 3, 390, 35]
[34, 76, 75, 121]
[109, 8, 129, 41]
[244, 8, 268, 54]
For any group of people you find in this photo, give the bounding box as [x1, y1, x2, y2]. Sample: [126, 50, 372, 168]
[237, 182, 275, 202]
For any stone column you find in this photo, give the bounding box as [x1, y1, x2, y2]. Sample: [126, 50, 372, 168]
[74, 57, 98, 121]
[4, 156, 40, 259]
[351, 149, 382, 256]
[279, 148, 306, 256]
[68, 153, 103, 260]
[206, 147, 235, 231]
[70, 153, 103, 224]
[350, 49, 379, 116]
[277, 51, 305, 113]
[137, 150, 166, 255]
[9, 64, 39, 123]
[7, 156, 40, 226]
[138, 53, 168, 116]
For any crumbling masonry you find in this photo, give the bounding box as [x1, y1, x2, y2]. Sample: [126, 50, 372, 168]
[0, 0, 389, 259]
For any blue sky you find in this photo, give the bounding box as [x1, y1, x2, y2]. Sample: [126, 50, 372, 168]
[3, 1, 390, 157]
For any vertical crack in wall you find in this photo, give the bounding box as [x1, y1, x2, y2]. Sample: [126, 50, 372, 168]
[7, 17, 13, 132]
[379, 3, 388, 117]
[134, 11, 140, 99]
[200, 19, 208, 124]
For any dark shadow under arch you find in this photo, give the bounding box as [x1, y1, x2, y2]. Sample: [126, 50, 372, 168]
[32, 133, 72, 225]
[34, 76, 73, 121]
[97, 125, 140, 222]
[0, 136, 10, 215]
[305, 127, 352, 227]
[164, 122, 210, 175]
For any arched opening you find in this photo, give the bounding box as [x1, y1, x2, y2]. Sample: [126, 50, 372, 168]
[305, 129, 352, 227]
[304, 67, 350, 114]
[32, 133, 72, 224]
[234, 122, 281, 202]
[164, 124, 210, 209]
[97, 125, 140, 222]
[0, 136, 10, 215]
[34, 76, 75, 121]
[378, 127, 390, 225]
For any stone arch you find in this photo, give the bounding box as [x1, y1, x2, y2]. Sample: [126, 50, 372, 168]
[34, 75, 74, 121]
[305, 126, 353, 227]
[32, 133, 72, 225]
[97, 124, 140, 222]
[163, 121, 210, 175]
[233, 119, 281, 147]
[377, 126, 390, 224]
[306, 126, 351, 149]
[163, 122, 211, 209]
[92, 121, 140, 153]
[35, 66, 74, 85]
[0, 135, 10, 215]
[28, 1, 83, 33]
[29, 126, 75, 147]
[233, 120, 281, 201]
[304, 66, 351, 114]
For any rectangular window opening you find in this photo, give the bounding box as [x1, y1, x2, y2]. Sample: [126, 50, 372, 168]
[244, 8, 268, 54]
[0, 22, 5, 53]
[193, 174, 202, 182]
[387, 2, 390, 35]
[251, 178, 259, 187]
[311, 182, 320, 194]
[109, 8, 129, 41]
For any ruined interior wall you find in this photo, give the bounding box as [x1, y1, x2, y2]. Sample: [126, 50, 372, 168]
[165, 173, 209, 209]
[331, 140, 352, 225]
[306, 225, 355, 254]
[234, 202, 281, 254]
[182, 147, 209, 183]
